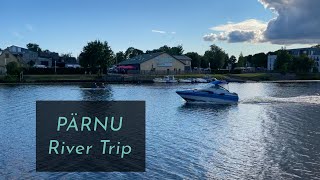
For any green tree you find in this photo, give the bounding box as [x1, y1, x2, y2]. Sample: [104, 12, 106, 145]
[246, 55, 253, 67]
[291, 55, 315, 73]
[185, 52, 201, 69]
[170, 45, 184, 55]
[274, 48, 292, 73]
[203, 44, 228, 70]
[227, 55, 237, 70]
[312, 44, 320, 48]
[79, 40, 114, 74]
[6, 62, 21, 75]
[200, 56, 209, 68]
[158, 45, 171, 53]
[27, 60, 35, 67]
[237, 52, 246, 67]
[61, 53, 72, 58]
[252, 53, 267, 68]
[26, 43, 42, 53]
[147, 45, 184, 55]
[115, 51, 126, 63]
[125, 47, 143, 59]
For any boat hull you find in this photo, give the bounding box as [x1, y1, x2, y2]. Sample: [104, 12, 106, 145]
[176, 90, 239, 104]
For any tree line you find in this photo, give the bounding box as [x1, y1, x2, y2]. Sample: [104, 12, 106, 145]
[78, 40, 237, 72]
[22, 41, 319, 74]
[273, 49, 316, 73]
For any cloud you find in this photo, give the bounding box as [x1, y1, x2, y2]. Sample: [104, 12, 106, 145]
[228, 31, 256, 43]
[203, 32, 228, 41]
[210, 19, 267, 32]
[203, 0, 320, 44]
[203, 19, 267, 43]
[260, 0, 320, 44]
[152, 30, 166, 34]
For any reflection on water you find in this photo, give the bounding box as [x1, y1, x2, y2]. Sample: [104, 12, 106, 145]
[79, 85, 113, 101]
[178, 103, 234, 113]
[0, 82, 320, 179]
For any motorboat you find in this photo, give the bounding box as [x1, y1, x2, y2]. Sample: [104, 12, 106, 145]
[176, 80, 239, 104]
[153, 78, 167, 83]
[153, 76, 178, 83]
[179, 78, 193, 83]
[194, 78, 209, 83]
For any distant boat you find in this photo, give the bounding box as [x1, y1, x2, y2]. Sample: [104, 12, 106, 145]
[176, 80, 239, 104]
[194, 78, 208, 83]
[153, 76, 178, 83]
[179, 78, 193, 83]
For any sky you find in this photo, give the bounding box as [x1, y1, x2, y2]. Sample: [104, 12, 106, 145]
[1, 0, 319, 57]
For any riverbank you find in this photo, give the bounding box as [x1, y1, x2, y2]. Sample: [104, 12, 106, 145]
[0, 73, 320, 84]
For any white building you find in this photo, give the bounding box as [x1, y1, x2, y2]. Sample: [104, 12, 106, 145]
[267, 48, 320, 72]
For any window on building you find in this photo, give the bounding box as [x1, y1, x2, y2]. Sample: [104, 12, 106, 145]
[5, 53, 9, 58]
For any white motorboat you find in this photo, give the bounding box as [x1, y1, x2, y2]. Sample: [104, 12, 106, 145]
[194, 78, 208, 83]
[153, 78, 167, 83]
[176, 80, 239, 104]
[153, 76, 178, 83]
[179, 78, 193, 83]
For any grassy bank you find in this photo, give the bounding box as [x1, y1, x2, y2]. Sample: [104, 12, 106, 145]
[1, 73, 320, 84]
[0, 75, 101, 83]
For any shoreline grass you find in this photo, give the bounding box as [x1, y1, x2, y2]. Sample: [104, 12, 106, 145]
[1, 73, 320, 84]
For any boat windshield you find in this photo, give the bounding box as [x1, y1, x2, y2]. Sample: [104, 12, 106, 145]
[208, 84, 229, 91]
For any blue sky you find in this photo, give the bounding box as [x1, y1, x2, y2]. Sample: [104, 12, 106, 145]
[0, 0, 315, 57]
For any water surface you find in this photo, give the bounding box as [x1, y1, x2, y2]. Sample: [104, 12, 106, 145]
[0, 82, 320, 179]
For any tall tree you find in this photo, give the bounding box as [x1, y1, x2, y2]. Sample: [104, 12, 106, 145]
[79, 40, 114, 73]
[227, 55, 237, 70]
[237, 52, 246, 67]
[200, 56, 209, 68]
[291, 55, 315, 73]
[170, 45, 184, 55]
[185, 52, 201, 68]
[147, 45, 184, 55]
[26, 43, 42, 53]
[274, 48, 292, 73]
[252, 53, 267, 68]
[203, 44, 228, 70]
[246, 55, 253, 67]
[125, 47, 143, 59]
[6, 62, 21, 75]
[115, 51, 126, 63]
[61, 53, 72, 58]
[312, 44, 320, 48]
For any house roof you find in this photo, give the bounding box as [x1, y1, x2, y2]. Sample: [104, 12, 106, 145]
[118, 52, 165, 65]
[173, 55, 192, 61]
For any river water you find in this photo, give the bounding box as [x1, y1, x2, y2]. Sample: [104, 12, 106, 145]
[0, 82, 320, 179]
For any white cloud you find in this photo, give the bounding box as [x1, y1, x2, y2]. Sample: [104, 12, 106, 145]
[152, 30, 166, 34]
[204, 0, 320, 45]
[203, 32, 228, 41]
[210, 19, 267, 32]
[204, 19, 267, 43]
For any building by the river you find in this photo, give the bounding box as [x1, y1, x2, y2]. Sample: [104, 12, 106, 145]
[267, 47, 320, 71]
[117, 52, 191, 73]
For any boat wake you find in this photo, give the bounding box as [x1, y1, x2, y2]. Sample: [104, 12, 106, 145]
[241, 95, 320, 105]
